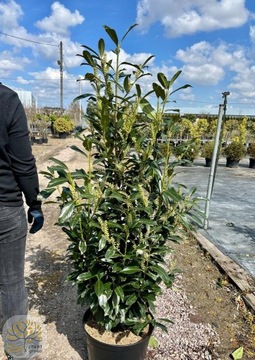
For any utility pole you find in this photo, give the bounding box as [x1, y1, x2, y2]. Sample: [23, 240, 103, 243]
[57, 41, 63, 114]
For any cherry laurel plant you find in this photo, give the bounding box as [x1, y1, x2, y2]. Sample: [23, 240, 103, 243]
[41, 24, 202, 336]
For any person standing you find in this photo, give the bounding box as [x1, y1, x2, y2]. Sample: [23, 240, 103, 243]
[0, 83, 44, 359]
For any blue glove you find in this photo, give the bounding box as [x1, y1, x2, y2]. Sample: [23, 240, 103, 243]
[28, 208, 44, 234]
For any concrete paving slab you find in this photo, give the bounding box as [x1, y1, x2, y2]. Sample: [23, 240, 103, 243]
[173, 156, 255, 279]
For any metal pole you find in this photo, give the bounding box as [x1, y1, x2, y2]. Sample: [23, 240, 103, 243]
[203, 91, 230, 230]
[203, 105, 224, 229]
[211, 91, 230, 192]
[76, 77, 82, 127]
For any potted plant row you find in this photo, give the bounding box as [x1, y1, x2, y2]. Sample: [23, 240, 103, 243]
[173, 140, 200, 166]
[41, 24, 202, 360]
[223, 141, 246, 168]
[200, 141, 215, 167]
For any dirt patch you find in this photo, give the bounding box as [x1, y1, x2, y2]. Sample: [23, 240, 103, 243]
[170, 236, 255, 359]
[0, 134, 254, 359]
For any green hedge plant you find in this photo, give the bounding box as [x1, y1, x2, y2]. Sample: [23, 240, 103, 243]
[41, 24, 202, 337]
[53, 117, 75, 134]
[223, 141, 246, 161]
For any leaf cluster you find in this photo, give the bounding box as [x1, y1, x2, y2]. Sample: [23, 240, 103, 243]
[173, 140, 200, 162]
[223, 141, 246, 160]
[41, 24, 202, 336]
[53, 117, 75, 134]
[200, 141, 215, 159]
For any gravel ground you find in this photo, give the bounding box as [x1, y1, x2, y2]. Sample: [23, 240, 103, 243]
[146, 277, 219, 360]
[0, 135, 250, 359]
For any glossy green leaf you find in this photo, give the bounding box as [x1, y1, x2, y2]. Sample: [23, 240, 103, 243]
[77, 272, 95, 282]
[139, 98, 155, 118]
[98, 294, 108, 308]
[82, 50, 95, 66]
[94, 279, 103, 296]
[114, 286, 125, 301]
[151, 265, 170, 283]
[136, 84, 141, 98]
[98, 38, 105, 56]
[49, 157, 68, 170]
[79, 240, 87, 254]
[84, 73, 95, 81]
[70, 145, 87, 156]
[142, 54, 155, 67]
[121, 23, 138, 42]
[40, 187, 56, 199]
[123, 75, 131, 93]
[104, 25, 118, 46]
[170, 84, 192, 96]
[168, 70, 182, 87]
[120, 266, 141, 274]
[157, 72, 169, 89]
[152, 83, 165, 100]
[98, 236, 106, 251]
[58, 202, 75, 223]
[126, 293, 137, 306]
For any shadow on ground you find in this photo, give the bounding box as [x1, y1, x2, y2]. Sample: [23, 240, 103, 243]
[26, 246, 88, 359]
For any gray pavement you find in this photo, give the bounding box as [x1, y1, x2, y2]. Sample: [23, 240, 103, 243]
[173, 156, 255, 279]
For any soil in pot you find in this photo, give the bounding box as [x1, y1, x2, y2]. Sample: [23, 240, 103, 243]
[83, 311, 152, 360]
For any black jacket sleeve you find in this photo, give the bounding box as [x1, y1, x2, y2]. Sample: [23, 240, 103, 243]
[6, 92, 41, 208]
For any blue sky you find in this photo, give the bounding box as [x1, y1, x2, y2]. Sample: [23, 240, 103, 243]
[0, 0, 255, 115]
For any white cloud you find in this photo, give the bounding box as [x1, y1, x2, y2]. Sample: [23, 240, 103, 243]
[175, 40, 252, 87]
[250, 26, 255, 42]
[35, 2, 84, 35]
[30, 67, 60, 81]
[182, 64, 224, 85]
[136, 0, 249, 37]
[0, 0, 37, 48]
[179, 87, 195, 101]
[0, 0, 85, 79]
[0, 50, 30, 76]
[176, 41, 213, 64]
[16, 76, 31, 85]
[0, 0, 23, 30]
[175, 37, 255, 104]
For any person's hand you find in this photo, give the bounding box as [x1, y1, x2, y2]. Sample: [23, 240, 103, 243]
[28, 208, 44, 234]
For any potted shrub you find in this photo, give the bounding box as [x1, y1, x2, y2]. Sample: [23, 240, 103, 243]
[223, 141, 246, 168]
[173, 140, 200, 166]
[53, 116, 75, 138]
[247, 143, 255, 168]
[37, 114, 50, 144]
[200, 141, 221, 167]
[41, 24, 201, 359]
